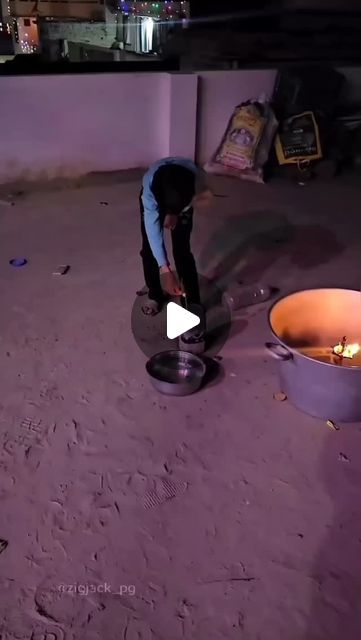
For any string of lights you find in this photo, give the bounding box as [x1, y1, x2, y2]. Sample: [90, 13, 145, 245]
[119, 1, 189, 20]
[2, 0, 188, 55]
[2, 0, 39, 53]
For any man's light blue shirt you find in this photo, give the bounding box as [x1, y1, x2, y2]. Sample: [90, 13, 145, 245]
[141, 157, 203, 268]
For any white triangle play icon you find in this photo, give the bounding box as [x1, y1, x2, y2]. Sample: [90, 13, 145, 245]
[167, 302, 200, 340]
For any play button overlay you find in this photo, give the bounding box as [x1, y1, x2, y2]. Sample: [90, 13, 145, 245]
[166, 302, 200, 340]
[131, 274, 232, 359]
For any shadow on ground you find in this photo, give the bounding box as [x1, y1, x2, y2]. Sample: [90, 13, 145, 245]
[202, 356, 226, 390]
[199, 209, 345, 289]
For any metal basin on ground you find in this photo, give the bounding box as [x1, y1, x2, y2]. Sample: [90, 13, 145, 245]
[146, 350, 206, 396]
[266, 288, 361, 422]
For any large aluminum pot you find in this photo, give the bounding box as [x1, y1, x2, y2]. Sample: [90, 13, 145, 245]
[266, 288, 361, 422]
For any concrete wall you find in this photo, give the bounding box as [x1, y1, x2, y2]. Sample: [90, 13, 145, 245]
[0, 69, 276, 184]
[0, 73, 168, 182]
[166, 73, 199, 159]
[41, 21, 117, 49]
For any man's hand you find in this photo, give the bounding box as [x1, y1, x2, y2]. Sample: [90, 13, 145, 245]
[160, 267, 184, 296]
[163, 214, 178, 231]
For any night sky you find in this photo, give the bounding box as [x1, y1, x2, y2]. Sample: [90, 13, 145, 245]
[190, 0, 361, 17]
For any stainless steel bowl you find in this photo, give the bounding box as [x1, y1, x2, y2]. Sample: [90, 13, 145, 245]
[146, 350, 206, 396]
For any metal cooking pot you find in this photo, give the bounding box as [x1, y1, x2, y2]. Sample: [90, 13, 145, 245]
[266, 288, 361, 422]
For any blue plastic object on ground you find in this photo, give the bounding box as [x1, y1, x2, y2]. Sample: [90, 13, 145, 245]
[9, 258, 27, 267]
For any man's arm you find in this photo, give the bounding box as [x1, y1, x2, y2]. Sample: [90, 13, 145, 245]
[141, 186, 168, 268]
[142, 188, 183, 296]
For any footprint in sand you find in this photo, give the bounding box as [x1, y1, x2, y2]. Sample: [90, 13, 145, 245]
[143, 477, 188, 510]
[0, 467, 16, 496]
[124, 619, 153, 640]
[33, 577, 96, 628]
[31, 629, 66, 640]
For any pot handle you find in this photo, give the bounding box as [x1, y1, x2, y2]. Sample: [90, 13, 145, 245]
[265, 342, 293, 361]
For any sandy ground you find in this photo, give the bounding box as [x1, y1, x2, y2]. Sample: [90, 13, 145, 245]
[1, 173, 361, 640]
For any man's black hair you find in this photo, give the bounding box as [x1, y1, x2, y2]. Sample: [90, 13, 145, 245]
[151, 164, 196, 215]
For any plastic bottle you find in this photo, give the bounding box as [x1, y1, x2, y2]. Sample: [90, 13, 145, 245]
[222, 283, 272, 311]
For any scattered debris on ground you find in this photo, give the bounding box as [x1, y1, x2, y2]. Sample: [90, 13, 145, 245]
[0, 199, 15, 207]
[273, 392, 287, 402]
[9, 258, 28, 267]
[0, 539, 8, 555]
[52, 265, 70, 276]
[327, 419, 340, 431]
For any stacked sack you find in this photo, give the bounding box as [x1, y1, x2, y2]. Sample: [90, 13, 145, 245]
[204, 100, 278, 183]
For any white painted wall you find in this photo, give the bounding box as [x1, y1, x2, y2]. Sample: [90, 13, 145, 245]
[0, 73, 177, 183]
[0, 69, 277, 184]
[166, 73, 199, 159]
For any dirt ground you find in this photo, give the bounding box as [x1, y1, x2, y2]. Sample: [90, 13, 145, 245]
[1, 173, 361, 640]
